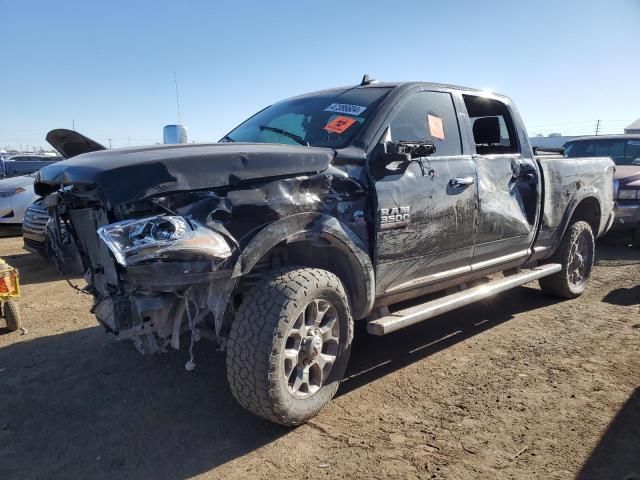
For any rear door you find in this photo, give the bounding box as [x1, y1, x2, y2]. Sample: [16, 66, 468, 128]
[461, 94, 541, 268]
[371, 89, 478, 296]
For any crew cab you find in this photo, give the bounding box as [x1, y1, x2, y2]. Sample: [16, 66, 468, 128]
[34, 79, 615, 426]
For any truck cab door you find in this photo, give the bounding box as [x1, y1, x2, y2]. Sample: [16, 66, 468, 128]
[461, 94, 541, 269]
[370, 90, 478, 299]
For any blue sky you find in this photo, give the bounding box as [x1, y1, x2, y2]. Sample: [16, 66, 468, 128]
[1, 0, 639, 150]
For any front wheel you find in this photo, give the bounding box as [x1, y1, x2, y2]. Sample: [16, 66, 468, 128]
[539, 220, 595, 299]
[226, 267, 353, 426]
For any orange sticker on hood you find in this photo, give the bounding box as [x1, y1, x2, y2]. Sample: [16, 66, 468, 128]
[324, 116, 357, 134]
[428, 114, 445, 140]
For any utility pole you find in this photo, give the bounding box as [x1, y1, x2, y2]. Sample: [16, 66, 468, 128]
[72, 119, 75, 131]
[107, 138, 112, 149]
[174, 71, 182, 125]
[595, 119, 601, 136]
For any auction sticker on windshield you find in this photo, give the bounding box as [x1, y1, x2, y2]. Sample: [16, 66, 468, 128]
[324, 116, 357, 134]
[324, 103, 367, 116]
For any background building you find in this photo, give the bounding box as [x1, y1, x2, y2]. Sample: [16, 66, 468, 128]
[625, 119, 640, 134]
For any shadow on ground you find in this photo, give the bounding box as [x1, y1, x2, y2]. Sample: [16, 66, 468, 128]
[577, 387, 640, 480]
[0, 284, 559, 479]
[602, 285, 640, 306]
[342, 285, 557, 394]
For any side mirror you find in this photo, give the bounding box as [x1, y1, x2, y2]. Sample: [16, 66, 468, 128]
[377, 141, 436, 170]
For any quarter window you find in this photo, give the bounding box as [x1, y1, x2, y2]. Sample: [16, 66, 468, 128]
[463, 94, 520, 154]
[388, 91, 462, 156]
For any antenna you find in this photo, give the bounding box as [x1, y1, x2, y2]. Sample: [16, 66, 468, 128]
[360, 74, 377, 86]
[174, 71, 182, 125]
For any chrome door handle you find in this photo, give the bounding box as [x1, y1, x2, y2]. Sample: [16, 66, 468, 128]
[449, 177, 475, 188]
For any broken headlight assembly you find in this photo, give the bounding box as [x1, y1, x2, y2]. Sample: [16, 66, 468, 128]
[97, 215, 232, 266]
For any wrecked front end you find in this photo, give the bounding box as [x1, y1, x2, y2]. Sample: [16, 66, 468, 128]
[42, 189, 238, 360]
[32, 142, 344, 361]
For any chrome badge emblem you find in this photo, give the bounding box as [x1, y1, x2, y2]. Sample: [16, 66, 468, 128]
[379, 207, 410, 230]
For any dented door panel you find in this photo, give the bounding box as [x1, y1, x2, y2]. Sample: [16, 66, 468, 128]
[373, 156, 478, 295]
[471, 154, 541, 265]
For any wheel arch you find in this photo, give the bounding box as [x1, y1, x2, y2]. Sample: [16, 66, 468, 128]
[231, 213, 375, 320]
[553, 191, 601, 252]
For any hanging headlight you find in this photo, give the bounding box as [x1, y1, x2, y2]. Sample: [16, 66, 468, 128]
[97, 215, 232, 266]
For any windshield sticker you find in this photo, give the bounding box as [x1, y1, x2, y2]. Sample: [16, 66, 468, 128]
[324, 116, 357, 134]
[324, 103, 367, 116]
[428, 114, 445, 140]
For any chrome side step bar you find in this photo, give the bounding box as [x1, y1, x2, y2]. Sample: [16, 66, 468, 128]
[367, 263, 562, 336]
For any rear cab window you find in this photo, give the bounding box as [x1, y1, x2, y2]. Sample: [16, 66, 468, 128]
[463, 94, 520, 155]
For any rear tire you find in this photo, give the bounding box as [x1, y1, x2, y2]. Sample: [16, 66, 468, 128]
[539, 221, 595, 299]
[226, 267, 353, 426]
[3, 300, 21, 331]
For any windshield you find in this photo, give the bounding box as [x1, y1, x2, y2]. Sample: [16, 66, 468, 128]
[564, 139, 640, 166]
[222, 87, 392, 148]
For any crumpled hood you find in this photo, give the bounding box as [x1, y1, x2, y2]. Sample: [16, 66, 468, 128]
[34, 142, 335, 205]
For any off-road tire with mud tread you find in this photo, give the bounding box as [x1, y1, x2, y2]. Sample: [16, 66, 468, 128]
[226, 267, 353, 426]
[539, 220, 594, 299]
[3, 300, 21, 331]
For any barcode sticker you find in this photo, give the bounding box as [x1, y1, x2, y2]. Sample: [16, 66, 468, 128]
[324, 103, 367, 116]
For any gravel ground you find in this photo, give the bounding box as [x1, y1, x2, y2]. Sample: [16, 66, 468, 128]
[0, 234, 638, 480]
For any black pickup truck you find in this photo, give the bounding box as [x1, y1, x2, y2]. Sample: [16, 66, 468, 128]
[35, 79, 615, 425]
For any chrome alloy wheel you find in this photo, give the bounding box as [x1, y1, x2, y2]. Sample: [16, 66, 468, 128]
[283, 298, 340, 399]
[568, 234, 591, 287]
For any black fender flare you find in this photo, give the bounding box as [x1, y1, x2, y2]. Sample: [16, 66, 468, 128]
[552, 187, 602, 252]
[231, 212, 375, 320]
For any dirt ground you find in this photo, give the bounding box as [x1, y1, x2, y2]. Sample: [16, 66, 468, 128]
[0, 234, 638, 480]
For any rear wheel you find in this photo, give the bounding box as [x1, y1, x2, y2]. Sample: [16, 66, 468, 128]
[226, 267, 353, 426]
[3, 300, 21, 331]
[539, 220, 595, 299]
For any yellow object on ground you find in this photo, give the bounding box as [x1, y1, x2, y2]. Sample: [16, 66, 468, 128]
[0, 258, 21, 331]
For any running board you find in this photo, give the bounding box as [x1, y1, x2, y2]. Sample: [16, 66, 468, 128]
[367, 263, 562, 336]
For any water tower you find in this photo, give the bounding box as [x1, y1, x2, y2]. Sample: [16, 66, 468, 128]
[163, 124, 188, 144]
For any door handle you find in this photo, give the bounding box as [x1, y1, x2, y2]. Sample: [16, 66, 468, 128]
[449, 177, 475, 188]
[515, 172, 537, 180]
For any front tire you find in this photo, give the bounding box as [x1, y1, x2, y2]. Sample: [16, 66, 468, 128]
[226, 267, 353, 426]
[539, 220, 595, 299]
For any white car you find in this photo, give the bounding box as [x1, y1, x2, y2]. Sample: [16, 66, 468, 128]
[0, 174, 39, 225]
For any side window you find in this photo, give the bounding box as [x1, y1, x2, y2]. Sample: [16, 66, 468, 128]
[626, 141, 640, 165]
[388, 91, 462, 156]
[463, 94, 520, 155]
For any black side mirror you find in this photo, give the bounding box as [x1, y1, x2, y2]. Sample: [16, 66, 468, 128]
[373, 141, 436, 178]
[388, 141, 436, 159]
[379, 140, 436, 166]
